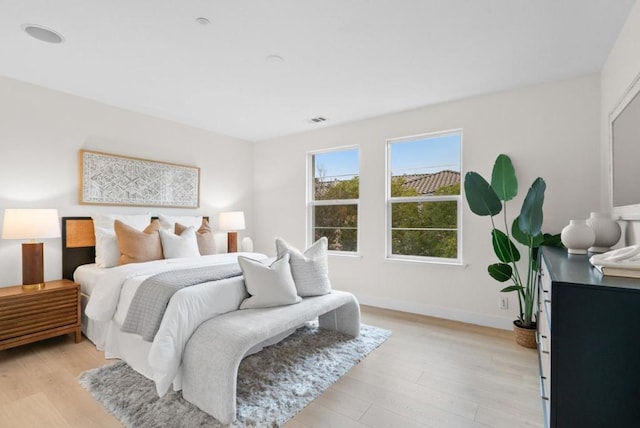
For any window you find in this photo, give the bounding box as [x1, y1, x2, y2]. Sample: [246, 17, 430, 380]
[308, 147, 359, 253]
[386, 131, 462, 262]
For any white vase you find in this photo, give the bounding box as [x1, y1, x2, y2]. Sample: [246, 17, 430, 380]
[586, 212, 621, 253]
[241, 237, 253, 252]
[561, 220, 595, 255]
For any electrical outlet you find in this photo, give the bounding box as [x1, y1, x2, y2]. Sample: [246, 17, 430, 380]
[499, 296, 509, 310]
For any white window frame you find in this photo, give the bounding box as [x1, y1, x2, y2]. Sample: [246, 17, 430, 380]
[306, 146, 360, 254]
[385, 130, 463, 264]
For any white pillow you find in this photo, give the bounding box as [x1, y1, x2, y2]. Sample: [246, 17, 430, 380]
[239, 254, 301, 309]
[275, 237, 332, 297]
[158, 214, 203, 231]
[159, 227, 201, 259]
[94, 227, 119, 268]
[92, 213, 151, 268]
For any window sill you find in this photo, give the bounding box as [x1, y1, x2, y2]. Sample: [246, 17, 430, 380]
[384, 256, 467, 267]
[328, 252, 363, 259]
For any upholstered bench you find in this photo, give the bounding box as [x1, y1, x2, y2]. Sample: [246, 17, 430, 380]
[181, 290, 360, 424]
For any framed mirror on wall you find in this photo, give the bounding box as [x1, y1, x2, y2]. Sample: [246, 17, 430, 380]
[610, 72, 640, 220]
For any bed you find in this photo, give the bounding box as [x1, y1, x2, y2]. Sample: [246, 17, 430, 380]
[61, 216, 282, 395]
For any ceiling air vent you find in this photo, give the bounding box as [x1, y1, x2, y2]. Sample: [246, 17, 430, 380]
[310, 117, 327, 123]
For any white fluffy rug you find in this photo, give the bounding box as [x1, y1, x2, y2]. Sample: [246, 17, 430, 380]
[78, 323, 391, 427]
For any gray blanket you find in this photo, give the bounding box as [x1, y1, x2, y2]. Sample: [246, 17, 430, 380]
[121, 263, 242, 341]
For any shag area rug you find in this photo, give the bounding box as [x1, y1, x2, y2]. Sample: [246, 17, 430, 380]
[78, 323, 391, 427]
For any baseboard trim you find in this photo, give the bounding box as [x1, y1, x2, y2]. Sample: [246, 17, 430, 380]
[354, 292, 514, 330]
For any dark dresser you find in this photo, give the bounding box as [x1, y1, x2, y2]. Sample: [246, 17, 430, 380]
[538, 246, 640, 428]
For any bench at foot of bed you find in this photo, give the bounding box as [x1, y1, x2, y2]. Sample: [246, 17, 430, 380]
[181, 290, 360, 424]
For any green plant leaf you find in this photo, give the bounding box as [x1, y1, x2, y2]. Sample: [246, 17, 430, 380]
[464, 172, 502, 216]
[500, 285, 524, 292]
[512, 217, 544, 247]
[542, 233, 563, 248]
[491, 154, 518, 201]
[488, 263, 513, 282]
[518, 177, 546, 236]
[492, 229, 520, 263]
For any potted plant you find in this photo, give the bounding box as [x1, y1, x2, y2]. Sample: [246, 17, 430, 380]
[464, 154, 556, 348]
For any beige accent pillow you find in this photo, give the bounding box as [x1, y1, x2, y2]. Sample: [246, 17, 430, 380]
[175, 219, 216, 255]
[92, 213, 151, 267]
[115, 219, 163, 265]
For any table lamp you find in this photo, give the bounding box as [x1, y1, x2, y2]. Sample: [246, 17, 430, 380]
[219, 211, 245, 253]
[2, 209, 61, 290]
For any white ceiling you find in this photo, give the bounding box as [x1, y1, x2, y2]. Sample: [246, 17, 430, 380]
[0, 0, 635, 142]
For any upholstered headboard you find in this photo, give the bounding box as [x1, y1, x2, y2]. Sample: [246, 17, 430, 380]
[61, 216, 209, 281]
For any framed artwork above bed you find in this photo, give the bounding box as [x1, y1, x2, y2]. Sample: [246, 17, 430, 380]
[79, 150, 200, 208]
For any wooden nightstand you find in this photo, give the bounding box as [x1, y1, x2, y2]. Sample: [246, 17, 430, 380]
[0, 279, 82, 351]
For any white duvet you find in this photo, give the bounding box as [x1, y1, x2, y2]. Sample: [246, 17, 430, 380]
[83, 252, 268, 396]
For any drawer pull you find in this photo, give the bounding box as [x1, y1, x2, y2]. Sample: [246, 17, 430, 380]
[541, 376, 547, 380]
[544, 299, 551, 303]
[541, 335, 547, 339]
[542, 350, 550, 355]
[542, 396, 549, 401]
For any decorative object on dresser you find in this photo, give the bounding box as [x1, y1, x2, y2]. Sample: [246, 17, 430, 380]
[538, 246, 640, 428]
[1, 208, 61, 290]
[464, 154, 560, 348]
[585, 212, 621, 253]
[589, 245, 640, 278]
[79, 149, 200, 208]
[560, 219, 595, 255]
[0, 279, 81, 350]
[79, 322, 390, 427]
[218, 211, 245, 253]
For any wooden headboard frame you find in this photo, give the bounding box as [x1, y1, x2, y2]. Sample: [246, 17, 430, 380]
[62, 217, 96, 280]
[61, 216, 209, 281]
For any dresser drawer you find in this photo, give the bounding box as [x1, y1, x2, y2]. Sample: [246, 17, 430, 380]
[539, 264, 552, 323]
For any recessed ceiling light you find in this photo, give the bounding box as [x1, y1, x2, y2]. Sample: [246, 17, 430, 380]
[266, 54, 285, 64]
[195, 17, 210, 26]
[22, 24, 64, 44]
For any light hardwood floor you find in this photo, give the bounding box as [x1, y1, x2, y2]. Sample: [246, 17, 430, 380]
[0, 306, 542, 427]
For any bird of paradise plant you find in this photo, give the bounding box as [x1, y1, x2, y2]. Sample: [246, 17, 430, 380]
[464, 154, 556, 329]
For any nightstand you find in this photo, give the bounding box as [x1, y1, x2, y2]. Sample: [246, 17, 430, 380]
[0, 279, 81, 351]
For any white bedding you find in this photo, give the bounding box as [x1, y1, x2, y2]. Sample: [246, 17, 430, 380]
[77, 252, 268, 396]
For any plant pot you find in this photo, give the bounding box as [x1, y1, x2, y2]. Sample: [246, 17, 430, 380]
[513, 320, 537, 349]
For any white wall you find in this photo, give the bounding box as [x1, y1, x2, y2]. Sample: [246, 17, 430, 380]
[0, 76, 254, 287]
[601, 1, 640, 244]
[253, 74, 601, 329]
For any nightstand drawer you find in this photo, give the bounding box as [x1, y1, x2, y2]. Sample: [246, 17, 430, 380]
[0, 280, 81, 350]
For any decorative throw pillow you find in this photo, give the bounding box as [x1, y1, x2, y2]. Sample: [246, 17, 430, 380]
[158, 214, 203, 231]
[159, 227, 200, 259]
[114, 219, 163, 265]
[175, 219, 216, 255]
[239, 254, 301, 309]
[92, 213, 151, 268]
[275, 237, 331, 297]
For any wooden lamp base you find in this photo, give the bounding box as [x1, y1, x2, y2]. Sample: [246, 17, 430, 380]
[22, 242, 45, 290]
[227, 232, 238, 253]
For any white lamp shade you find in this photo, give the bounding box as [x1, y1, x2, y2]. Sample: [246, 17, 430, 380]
[219, 211, 245, 231]
[2, 209, 61, 240]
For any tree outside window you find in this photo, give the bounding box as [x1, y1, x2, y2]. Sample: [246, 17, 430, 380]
[387, 131, 462, 262]
[308, 148, 359, 252]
